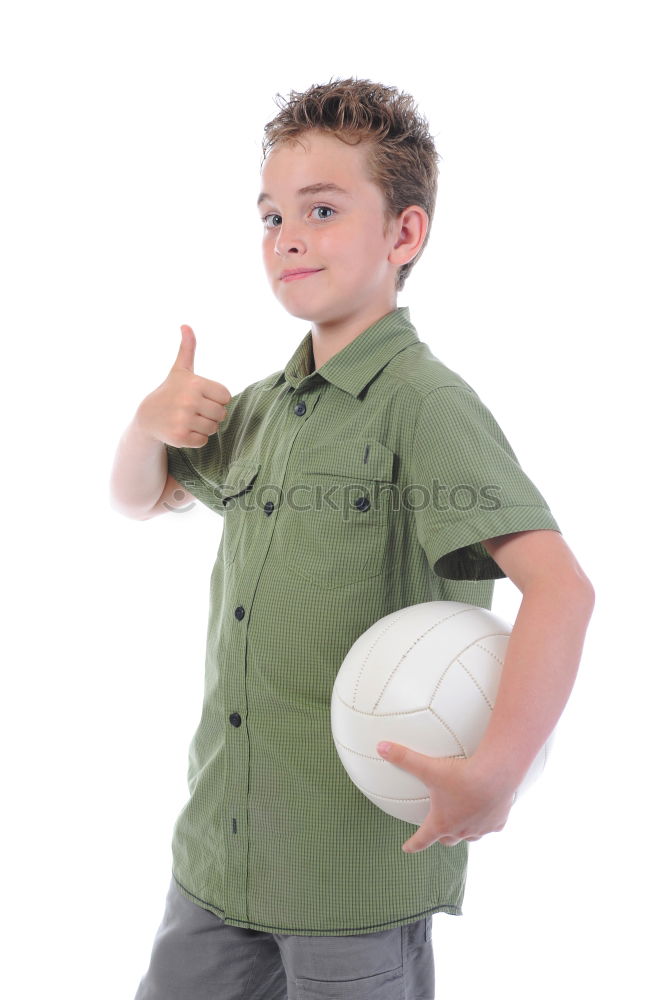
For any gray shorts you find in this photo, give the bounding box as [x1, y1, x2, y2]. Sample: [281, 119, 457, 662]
[133, 875, 435, 999]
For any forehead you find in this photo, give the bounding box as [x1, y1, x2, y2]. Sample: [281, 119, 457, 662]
[259, 131, 373, 197]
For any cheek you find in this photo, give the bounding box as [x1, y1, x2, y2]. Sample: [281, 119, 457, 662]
[319, 226, 373, 265]
[261, 237, 275, 266]
[349, 221, 385, 258]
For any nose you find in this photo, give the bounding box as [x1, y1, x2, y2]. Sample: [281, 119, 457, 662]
[273, 219, 306, 256]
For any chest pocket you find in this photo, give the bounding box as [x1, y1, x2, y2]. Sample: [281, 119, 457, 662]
[281, 438, 397, 591]
[217, 459, 261, 568]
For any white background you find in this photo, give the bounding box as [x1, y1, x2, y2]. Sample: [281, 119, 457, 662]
[1, 2, 662, 997]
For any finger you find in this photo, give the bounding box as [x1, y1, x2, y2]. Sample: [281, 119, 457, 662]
[189, 411, 225, 438]
[403, 835, 441, 853]
[437, 836, 463, 847]
[402, 819, 440, 854]
[199, 377, 232, 406]
[377, 741, 431, 781]
[172, 325, 197, 373]
[194, 397, 228, 423]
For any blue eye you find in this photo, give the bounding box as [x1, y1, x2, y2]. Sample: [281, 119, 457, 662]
[261, 205, 336, 229]
[312, 205, 335, 221]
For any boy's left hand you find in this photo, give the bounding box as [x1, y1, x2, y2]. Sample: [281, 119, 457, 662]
[376, 742, 516, 853]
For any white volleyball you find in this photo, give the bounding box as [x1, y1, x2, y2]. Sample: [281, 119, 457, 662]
[331, 601, 552, 825]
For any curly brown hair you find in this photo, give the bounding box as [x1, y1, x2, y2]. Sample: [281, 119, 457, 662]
[260, 77, 441, 293]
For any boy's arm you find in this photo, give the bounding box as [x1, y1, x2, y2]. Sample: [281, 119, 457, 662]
[140, 471, 196, 519]
[109, 415, 196, 520]
[109, 325, 230, 520]
[467, 529, 594, 788]
[376, 528, 595, 852]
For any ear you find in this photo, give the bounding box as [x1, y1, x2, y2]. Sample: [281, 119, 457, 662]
[388, 205, 429, 267]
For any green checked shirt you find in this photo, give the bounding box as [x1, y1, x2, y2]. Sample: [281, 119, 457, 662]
[164, 305, 560, 936]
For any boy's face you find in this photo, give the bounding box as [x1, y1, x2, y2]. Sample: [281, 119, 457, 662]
[257, 130, 403, 332]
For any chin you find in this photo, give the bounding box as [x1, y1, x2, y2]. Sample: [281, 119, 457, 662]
[276, 301, 313, 321]
[274, 292, 322, 323]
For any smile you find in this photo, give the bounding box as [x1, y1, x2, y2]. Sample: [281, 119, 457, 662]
[281, 269, 324, 282]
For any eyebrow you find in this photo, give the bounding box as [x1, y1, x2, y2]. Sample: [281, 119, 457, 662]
[257, 182, 352, 208]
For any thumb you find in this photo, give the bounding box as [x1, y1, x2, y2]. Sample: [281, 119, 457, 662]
[171, 325, 196, 373]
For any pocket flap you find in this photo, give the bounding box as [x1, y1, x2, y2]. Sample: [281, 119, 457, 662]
[301, 438, 395, 482]
[217, 460, 261, 501]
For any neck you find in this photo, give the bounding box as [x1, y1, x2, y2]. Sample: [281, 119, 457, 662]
[310, 301, 398, 369]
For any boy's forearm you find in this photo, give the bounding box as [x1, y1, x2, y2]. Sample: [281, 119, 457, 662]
[109, 413, 168, 518]
[470, 575, 595, 793]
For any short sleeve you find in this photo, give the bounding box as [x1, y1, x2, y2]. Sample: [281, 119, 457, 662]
[407, 386, 561, 581]
[165, 392, 241, 515]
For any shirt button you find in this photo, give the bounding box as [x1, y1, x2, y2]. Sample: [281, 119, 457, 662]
[294, 401, 307, 416]
[264, 501, 274, 515]
[354, 495, 371, 512]
[234, 606, 245, 620]
[229, 712, 242, 727]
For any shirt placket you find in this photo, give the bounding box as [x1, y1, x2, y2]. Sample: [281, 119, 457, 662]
[221, 381, 323, 924]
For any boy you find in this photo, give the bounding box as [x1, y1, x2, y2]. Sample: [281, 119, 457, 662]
[110, 78, 594, 1000]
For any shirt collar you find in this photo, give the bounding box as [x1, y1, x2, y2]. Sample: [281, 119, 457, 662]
[265, 306, 420, 398]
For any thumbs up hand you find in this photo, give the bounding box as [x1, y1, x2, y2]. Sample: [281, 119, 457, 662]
[136, 326, 232, 447]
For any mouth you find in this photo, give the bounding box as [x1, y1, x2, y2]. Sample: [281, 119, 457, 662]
[280, 268, 324, 282]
